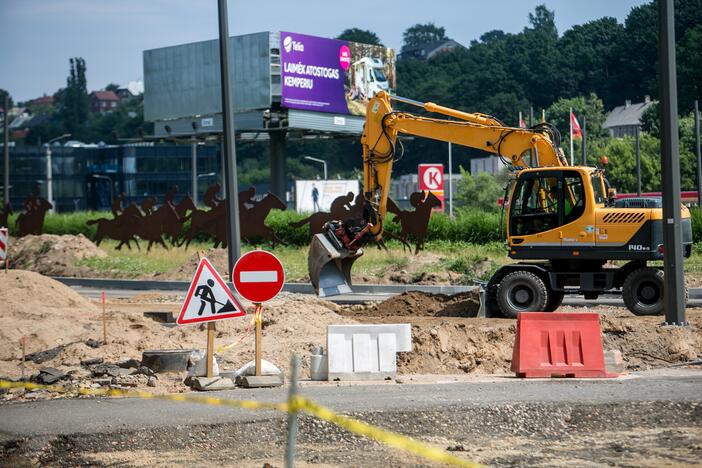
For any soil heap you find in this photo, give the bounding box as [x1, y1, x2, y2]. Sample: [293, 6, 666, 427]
[9, 234, 106, 277]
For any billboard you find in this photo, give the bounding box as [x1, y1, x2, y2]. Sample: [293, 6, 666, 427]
[280, 31, 396, 116]
[295, 180, 360, 213]
[418, 164, 445, 212]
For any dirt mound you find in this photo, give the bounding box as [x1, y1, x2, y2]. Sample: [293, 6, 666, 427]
[0, 270, 100, 367]
[9, 234, 106, 277]
[0, 272, 355, 391]
[155, 248, 228, 280]
[341, 292, 702, 376]
[361, 290, 480, 318]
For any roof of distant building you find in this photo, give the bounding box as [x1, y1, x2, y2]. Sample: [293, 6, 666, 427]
[30, 95, 55, 106]
[604, 97, 656, 128]
[90, 90, 120, 101]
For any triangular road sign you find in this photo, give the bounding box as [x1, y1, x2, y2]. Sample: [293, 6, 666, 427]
[177, 257, 246, 325]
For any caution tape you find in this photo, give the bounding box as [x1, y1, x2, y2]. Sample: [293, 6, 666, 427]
[216, 305, 262, 353]
[0, 379, 482, 468]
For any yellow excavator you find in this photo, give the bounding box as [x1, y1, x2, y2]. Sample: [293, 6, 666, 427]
[308, 91, 692, 317]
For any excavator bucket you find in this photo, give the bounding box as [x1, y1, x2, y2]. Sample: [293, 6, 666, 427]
[308, 233, 363, 297]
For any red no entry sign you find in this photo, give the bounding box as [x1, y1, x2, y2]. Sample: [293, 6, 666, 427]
[232, 250, 285, 303]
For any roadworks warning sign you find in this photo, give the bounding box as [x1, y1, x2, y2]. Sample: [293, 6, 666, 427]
[176, 257, 246, 325]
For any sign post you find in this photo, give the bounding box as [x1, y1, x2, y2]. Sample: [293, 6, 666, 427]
[418, 164, 445, 211]
[232, 250, 285, 377]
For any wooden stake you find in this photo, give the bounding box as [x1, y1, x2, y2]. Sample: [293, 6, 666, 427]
[20, 336, 26, 379]
[102, 291, 107, 344]
[206, 322, 216, 377]
[255, 303, 262, 376]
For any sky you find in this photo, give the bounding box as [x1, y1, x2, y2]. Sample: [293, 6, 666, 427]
[1, 0, 648, 103]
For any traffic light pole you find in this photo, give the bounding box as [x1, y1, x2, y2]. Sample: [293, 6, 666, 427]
[217, 0, 241, 274]
[658, 0, 686, 326]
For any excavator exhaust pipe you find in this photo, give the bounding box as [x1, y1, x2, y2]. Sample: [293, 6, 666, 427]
[308, 233, 363, 297]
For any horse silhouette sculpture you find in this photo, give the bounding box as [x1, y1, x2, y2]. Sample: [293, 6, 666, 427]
[0, 203, 13, 229]
[386, 191, 441, 254]
[181, 185, 287, 249]
[89, 202, 142, 250]
[16, 194, 52, 237]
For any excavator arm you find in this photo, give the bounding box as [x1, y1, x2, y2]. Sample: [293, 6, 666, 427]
[309, 91, 566, 296]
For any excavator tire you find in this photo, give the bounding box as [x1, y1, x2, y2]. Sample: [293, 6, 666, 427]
[622, 267, 667, 316]
[496, 270, 550, 319]
[544, 290, 565, 312]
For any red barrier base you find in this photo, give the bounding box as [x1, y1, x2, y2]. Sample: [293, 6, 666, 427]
[511, 312, 616, 378]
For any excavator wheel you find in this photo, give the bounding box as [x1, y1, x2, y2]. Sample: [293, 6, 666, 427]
[544, 290, 564, 312]
[622, 267, 669, 316]
[496, 270, 550, 319]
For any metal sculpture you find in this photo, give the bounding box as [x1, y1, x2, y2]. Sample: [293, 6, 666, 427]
[182, 185, 286, 248]
[385, 191, 441, 254]
[16, 193, 52, 237]
[289, 192, 364, 236]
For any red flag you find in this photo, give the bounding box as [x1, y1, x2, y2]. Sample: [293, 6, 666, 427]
[519, 112, 527, 129]
[570, 111, 582, 139]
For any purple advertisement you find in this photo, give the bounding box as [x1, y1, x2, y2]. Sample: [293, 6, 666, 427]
[280, 31, 396, 116]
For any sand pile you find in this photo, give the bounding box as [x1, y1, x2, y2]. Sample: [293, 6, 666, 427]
[340, 293, 702, 375]
[0, 273, 355, 389]
[9, 234, 106, 277]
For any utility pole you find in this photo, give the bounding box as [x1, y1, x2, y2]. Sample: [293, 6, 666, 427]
[3, 95, 9, 209]
[695, 100, 701, 208]
[217, 0, 241, 273]
[636, 125, 642, 196]
[658, 0, 686, 326]
[581, 116, 587, 166]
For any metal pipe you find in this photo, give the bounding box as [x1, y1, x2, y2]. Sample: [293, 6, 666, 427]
[695, 100, 701, 208]
[581, 116, 587, 166]
[45, 133, 70, 213]
[217, 0, 241, 272]
[448, 142, 453, 217]
[636, 125, 641, 195]
[658, 0, 686, 326]
[285, 355, 300, 468]
[3, 95, 9, 208]
[304, 155, 327, 180]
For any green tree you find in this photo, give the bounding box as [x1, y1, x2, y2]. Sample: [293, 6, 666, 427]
[105, 83, 120, 92]
[454, 167, 507, 212]
[57, 57, 89, 137]
[337, 28, 382, 46]
[546, 93, 608, 141]
[0, 89, 13, 109]
[592, 134, 661, 193]
[401, 23, 447, 51]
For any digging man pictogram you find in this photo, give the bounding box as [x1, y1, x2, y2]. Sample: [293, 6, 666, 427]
[194, 278, 237, 316]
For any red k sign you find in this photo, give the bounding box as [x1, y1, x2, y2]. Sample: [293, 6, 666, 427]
[418, 164, 444, 212]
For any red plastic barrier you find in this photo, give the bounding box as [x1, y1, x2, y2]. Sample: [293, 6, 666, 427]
[511, 312, 616, 378]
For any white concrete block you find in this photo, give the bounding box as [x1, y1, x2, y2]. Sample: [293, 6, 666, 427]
[327, 324, 411, 380]
[378, 333, 397, 372]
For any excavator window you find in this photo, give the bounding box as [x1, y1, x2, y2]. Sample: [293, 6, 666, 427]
[510, 170, 586, 236]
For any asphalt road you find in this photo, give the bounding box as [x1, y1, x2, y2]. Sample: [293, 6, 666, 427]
[1, 368, 700, 439]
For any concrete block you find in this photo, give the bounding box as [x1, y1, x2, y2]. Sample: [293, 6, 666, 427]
[191, 376, 236, 391]
[327, 324, 411, 381]
[237, 374, 285, 388]
[604, 350, 626, 374]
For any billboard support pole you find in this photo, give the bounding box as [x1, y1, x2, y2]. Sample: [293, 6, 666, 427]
[695, 99, 701, 208]
[217, 0, 241, 272]
[658, 0, 686, 326]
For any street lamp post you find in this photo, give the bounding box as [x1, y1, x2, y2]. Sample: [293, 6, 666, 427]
[303, 156, 328, 180]
[45, 133, 71, 212]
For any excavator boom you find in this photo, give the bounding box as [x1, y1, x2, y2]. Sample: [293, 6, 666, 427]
[309, 91, 565, 296]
